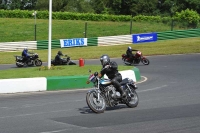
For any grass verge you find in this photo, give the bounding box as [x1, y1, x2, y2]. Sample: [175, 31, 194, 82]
[0, 65, 134, 79]
[0, 18, 184, 42]
[0, 37, 200, 79]
[0, 37, 200, 64]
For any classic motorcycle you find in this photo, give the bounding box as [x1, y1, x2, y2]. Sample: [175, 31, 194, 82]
[51, 55, 76, 65]
[14, 53, 42, 67]
[86, 70, 139, 113]
[122, 50, 150, 65]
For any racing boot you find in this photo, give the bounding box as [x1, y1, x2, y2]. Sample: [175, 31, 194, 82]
[118, 87, 126, 100]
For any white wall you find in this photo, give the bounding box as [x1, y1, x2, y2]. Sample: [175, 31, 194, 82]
[0, 41, 37, 52]
[0, 77, 46, 93]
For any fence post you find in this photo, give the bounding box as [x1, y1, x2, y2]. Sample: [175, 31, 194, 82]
[130, 20, 133, 34]
[84, 22, 87, 38]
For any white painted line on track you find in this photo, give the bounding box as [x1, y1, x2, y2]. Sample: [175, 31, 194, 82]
[137, 85, 168, 93]
[40, 129, 68, 133]
[136, 76, 147, 84]
[0, 99, 85, 110]
[0, 109, 73, 119]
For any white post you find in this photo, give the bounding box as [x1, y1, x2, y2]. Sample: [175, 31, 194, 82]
[48, 0, 52, 69]
[32, 11, 37, 41]
[34, 11, 37, 25]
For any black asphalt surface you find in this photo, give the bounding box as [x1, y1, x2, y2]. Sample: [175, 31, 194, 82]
[0, 54, 200, 133]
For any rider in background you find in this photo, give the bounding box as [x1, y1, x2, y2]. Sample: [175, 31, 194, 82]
[55, 51, 64, 64]
[98, 54, 126, 99]
[22, 47, 30, 64]
[126, 46, 138, 62]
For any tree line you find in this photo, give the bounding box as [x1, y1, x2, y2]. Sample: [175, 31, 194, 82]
[0, 0, 200, 16]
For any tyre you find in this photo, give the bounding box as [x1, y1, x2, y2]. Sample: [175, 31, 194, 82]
[68, 61, 76, 65]
[51, 60, 57, 66]
[126, 87, 139, 108]
[141, 58, 150, 65]
[86, 90, 106, 113]
[16, 62, 23, 67]
[35, 59, 42, 66]
[124, 59, 131, 65]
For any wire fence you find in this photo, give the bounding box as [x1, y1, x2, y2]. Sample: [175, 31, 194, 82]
[0, 18, 199, 43]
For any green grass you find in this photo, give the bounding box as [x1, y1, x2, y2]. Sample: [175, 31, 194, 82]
[1, 37, 200, 65]
[0, 18, 184, 42]
[0, 37, 200, 79]
[0, 18, 199, 79]
[0, 65, 134, 79]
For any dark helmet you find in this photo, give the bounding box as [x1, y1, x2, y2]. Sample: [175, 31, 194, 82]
[100, 54, 110, 66]
[127, 46, 132, 51]
[57, 51, 63, 56]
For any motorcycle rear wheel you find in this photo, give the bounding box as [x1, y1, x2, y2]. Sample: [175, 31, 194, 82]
[123, 59, 132, 66]
[141, 58, 150, 65]
[86, 90, 106, 113]
[35, 59, 42, 66]
[16, 62, 23, 67]
[126, 87, 139, 108]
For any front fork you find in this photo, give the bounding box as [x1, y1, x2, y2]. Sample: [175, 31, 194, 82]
[125, 84, 137, 96]
[97, 80, 101, 101]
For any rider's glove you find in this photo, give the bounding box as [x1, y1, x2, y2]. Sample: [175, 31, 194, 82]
[104, 65, 110, 69]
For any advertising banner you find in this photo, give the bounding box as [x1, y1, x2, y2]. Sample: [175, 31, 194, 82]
[132, 33, 157, 44]
[60, 38, 87, 48]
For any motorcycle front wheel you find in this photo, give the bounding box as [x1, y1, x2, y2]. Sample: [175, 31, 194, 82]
[35, 59, 42, 66]
[68, 61, 76, 65]
[86, 90, 106, 113]
[141, 58, 150, 65]
[126, 87, 139, 108]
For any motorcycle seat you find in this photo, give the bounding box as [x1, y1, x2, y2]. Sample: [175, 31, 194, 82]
[120, 78, 129, 85]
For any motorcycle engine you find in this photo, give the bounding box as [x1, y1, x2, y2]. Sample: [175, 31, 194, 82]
[106, 85, 120, 101]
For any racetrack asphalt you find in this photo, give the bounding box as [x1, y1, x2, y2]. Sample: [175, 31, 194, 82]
[0, 54, 200, 133]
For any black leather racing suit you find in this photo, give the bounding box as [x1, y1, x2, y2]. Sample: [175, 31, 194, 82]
[100, 61, 124, 96]
[126, 49, 137, 62]
[55, 54, 63, 64]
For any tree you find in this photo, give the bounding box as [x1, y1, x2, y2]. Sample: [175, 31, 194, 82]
[0, 0, 37, 10]
[183, 0, 200, 13]
[76, 0, 94, 13]
[90, 0, 107, 14]
[1, 0, 199, 15]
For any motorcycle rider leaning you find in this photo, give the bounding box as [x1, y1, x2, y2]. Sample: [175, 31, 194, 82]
[98, 54, 126, 99]
[126, 46, 138, 63]
[55, 51, 64, 64]
[21, 47, 30, 64]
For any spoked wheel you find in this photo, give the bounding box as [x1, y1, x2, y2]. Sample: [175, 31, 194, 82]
[35, 59, 42, 66]
[126, 87, 139, 108]
[141, 58, 150, 65]
[86, 91, 106, 113]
